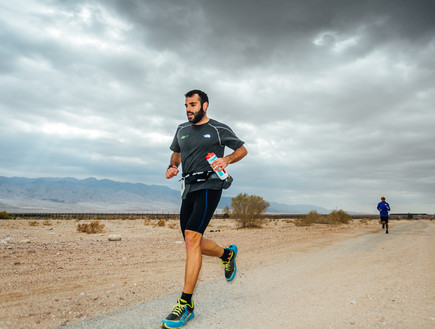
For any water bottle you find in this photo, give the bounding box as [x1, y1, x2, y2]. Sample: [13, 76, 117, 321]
[206, 152, 228, 180]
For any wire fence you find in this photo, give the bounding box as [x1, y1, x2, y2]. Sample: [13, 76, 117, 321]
[7, 212, 181, 219]
[3, 212, 433, 220]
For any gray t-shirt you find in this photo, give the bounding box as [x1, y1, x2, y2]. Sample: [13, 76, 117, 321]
[170, 118, 244, 191]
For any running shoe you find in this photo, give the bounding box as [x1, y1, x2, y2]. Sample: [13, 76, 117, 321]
[222, 244, 238, 282]
[382, 224, 385, 229]
[161, 299, 194, 328]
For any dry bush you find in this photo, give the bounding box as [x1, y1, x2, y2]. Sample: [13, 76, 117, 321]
[77, 223, 87, 233]
[294, 211, 321, 226]
[294, 218, 306, 226]
[0, 211, 10, 219]
[222, 205, 231, 218]
[77, 220, 105, 234]
[157, 219, 166, 227]
[231, 193, 269, 228]
[28, 221, 39, 226]
[325, 210, 352, 225]
[295, 210, 352, 226]
[360, 219, 368, 225]
[42, 219, 52, 226]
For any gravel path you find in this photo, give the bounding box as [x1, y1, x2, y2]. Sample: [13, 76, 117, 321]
[65, 220, 434, 329]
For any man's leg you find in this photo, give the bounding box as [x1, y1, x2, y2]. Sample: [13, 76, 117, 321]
[183, 233, 233, 292]
[201, 238, 225, 257]
[201, 237, 238, 282]
[161, 198, 197, 328]
[161, 232, 200, 329]
[183, 230, 204, 294]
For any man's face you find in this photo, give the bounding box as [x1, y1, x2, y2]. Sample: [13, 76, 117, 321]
[185, 94, 206, 124]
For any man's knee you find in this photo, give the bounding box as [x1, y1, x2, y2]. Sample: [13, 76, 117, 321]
[184, 230, 202, 250]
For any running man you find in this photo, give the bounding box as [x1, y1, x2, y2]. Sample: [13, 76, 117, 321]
[377, 196, 391, 234]
[162, 89, 247, 328]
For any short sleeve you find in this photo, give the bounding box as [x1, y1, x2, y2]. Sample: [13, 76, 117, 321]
[170, 127, 181, 152]
[218, 125, 244, 150]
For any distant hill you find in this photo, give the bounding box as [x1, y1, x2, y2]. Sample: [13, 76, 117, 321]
[0, 176, 330, 214]
[0, 176, 181, 212]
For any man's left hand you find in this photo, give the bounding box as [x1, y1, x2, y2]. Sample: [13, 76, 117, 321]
[210, 157, 229, 172]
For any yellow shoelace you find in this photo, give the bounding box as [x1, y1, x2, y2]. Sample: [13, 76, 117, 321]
[221, 251, 233, 270]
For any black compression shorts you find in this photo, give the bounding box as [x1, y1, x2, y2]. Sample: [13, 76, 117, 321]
[380, 216, 389, 223]
[180, 189, 222, 237]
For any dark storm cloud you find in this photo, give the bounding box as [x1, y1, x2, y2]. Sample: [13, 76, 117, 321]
[95, 0, 435, 68]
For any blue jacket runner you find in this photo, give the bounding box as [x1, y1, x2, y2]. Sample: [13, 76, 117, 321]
[377, 202, 390, 217]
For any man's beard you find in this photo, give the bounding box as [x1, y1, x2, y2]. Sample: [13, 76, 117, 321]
[188, 108, 205, 124]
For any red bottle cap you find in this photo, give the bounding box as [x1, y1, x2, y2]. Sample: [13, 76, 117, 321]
[206, 152, 215, 160]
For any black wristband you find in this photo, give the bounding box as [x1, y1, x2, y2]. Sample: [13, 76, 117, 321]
[167, 164, 177, 170]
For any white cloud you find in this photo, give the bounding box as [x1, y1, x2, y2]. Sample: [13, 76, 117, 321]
[313, 31, 360, 53]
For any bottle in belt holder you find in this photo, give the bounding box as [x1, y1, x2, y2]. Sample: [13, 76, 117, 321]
[206, 152, 228, 180]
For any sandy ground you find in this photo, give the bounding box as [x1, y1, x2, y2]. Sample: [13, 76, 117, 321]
[0, 218, 433, 329]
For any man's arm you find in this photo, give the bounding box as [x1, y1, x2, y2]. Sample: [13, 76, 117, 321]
[225, 145, 248, 165]
[210, 145, 247, 171]
[165, 152, 181, 179]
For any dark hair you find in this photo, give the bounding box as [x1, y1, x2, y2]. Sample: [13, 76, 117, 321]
[185, 89, 209, 106]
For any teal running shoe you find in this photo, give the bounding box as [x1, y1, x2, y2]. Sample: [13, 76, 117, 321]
[161, 299, 194, 328]
[221, 244, 238, 282]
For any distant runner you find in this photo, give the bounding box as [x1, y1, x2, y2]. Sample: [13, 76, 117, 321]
[162, 89, 247, 328]
[377, 196, 391, 234]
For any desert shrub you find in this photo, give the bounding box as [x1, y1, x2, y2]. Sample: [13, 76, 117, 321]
[326, 210, 352, 225]
[0, 211, 10, 219]
[77, 223, 87, 233]
[222, 205, 231, 218]
[42, 218, 52, 226]
[77, 220, 105, 234]
[231, 193, 269, 228]
[157, 219, 165, 227]
[294, 210, 321, 226]
[28, 221, 39, 226]
[293, 218, 305, 226]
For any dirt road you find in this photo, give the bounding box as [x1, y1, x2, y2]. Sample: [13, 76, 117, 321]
[63, 220, 434, 329]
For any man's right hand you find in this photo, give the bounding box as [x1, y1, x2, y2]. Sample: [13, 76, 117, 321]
[165, 166, 179, 179]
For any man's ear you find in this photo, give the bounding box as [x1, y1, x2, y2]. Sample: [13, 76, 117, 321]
[202, 102, 209, 112]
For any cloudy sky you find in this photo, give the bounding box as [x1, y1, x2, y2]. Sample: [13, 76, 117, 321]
[1, 0, 434, 213]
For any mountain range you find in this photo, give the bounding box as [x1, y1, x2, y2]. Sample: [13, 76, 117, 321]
[0, 176, 330, 214]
